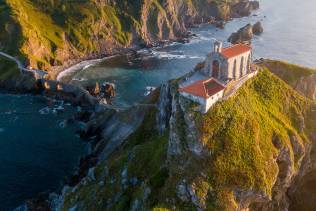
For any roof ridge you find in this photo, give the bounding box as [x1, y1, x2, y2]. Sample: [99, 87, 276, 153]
[202, 79, 210, 98]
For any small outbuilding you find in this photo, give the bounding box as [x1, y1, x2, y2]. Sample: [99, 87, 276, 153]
[179, 78, 226, 113]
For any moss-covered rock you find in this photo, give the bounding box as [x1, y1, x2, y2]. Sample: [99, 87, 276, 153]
[0, 0, 256, 75]
[258, 59, 316, 101]
[55, 63, 316, 210]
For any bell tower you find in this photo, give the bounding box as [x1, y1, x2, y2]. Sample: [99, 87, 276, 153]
[213, 40, 223, 53]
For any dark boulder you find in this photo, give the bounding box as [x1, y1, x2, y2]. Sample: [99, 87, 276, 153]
[86, 82, 116, 104]
[228, 22, 263, 44]
[228, 24, 253, 44]
[231, 1, 260, 18]
[102, 83, 116, 100]
[253, 21, 264, 35]
[215, 21, 226, 29]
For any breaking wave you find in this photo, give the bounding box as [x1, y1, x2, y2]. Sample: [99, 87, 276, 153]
[56, 55, 117, 82]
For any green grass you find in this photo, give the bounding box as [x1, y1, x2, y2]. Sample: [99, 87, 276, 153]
[0, 57, 19, 81]
[0, 0, 231, 72]
[191, 69, 315, 209]
[62, 106, 169, 211]
[259, 60, 316, 86]
[60, 67, 316, 210]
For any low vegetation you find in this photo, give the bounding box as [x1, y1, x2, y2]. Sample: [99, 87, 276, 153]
[258, 60, 316, 86]
[60, 66, 316, 210]
[0, 57, 19, 81]
[62, 106, 169, 211]
[193, 69, 315, 209]
[0, 0, 234, 75]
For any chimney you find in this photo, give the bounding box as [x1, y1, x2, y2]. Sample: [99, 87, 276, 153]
[213, 41, 223, 53]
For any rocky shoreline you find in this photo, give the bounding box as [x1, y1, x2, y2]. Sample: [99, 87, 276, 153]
[1, 1, 263, 210]
[50, 0, 260, 81]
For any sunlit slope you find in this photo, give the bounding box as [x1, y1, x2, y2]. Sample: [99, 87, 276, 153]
[58, 69, 316, 210]
[0, 0, 238, 73]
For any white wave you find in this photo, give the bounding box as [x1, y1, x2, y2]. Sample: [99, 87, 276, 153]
[144, 86, 156, 96]
[167, 41, 181, 47]
[151, 50, 203, 60]
[39, 107, 50, 115]
[188, 55, 204, 59]
[57, 55, 117, 81]
[82, 64, 94, 70]
[55, 105, 64, 111]
[137, 48, 151, 54]
[72, 77, 87, 82]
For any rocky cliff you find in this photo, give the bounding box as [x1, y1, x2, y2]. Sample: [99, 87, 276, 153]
[50, 61, 316, 211]
[259, 60, 316, 101]
[0, 0, 259, 76]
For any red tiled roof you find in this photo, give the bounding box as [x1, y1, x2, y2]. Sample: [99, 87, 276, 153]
[179, 78, 225, 99]
[220, 44, 252, 59]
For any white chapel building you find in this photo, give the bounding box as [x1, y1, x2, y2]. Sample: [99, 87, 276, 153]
[179, 41, 253, 113]
[204, 41, 252, 82]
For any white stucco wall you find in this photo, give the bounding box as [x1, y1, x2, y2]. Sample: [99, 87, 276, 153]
[205, 51, 252, 81]
[180, 92, 206, 105]
[204, 53, 228, 80]
[180, 90, 224, 113]
[203, 89, 224, 113]
[227, 51, 252, 80]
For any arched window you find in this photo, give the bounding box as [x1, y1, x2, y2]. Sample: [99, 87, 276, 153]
[240, 56, 244, 78]
[233, 59, 237, 79]
[247, 54, 251, 73]
[212, 60, 220, 78]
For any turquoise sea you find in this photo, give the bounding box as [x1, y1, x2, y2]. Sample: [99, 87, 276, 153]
[1, 0, 316, 210]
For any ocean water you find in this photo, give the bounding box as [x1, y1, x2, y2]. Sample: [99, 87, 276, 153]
[0, 94, 87, 211]
[2, 0, 316, 210]
[60, 0, 316, 106]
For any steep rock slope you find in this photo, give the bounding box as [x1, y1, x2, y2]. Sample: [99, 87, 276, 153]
[259, 60, 316, 211]
[54, 66, 316, 210]
[259, 60, 316, 101]
[0, 0, 258, 74]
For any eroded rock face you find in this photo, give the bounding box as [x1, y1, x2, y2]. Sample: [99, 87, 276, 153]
[228, 22, 263, 44]
[156, 83, 172, 134]
[231, 1, 259, 17]
[228, 24, 254, 44]
[295, 74, 316, 100]
[287, 133, 316, 211]
[253, 21, 264, 35]
[1, 0, 260, 73]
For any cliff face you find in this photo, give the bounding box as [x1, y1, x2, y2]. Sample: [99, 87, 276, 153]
[259, 60, 316, 101]
[53, 63, 316, 211]
[258, 60, 316, 211]
[0, 0, 258, 74]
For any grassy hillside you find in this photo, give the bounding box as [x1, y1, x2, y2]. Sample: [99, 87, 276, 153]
[258, 60, 316, 87]
[0, 0, 236, 74]
[259, 60, 316, 100]
[0, 57, 19, 81]
[58, 68, 316, 210]
[193, 69, 315, 209]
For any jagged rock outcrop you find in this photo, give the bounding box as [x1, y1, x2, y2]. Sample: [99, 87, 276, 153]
[228, 21, 263, 44]
[257, 60, 316, 211]
[259, 59, 316, 101]
[52, 62, 316, 211]
[294, 75, 316, 100]
[0, 0, 259, 74]
[231, 0, 260, 17]
[253, 21, 264, 35]
[228, 23, 254, 44]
